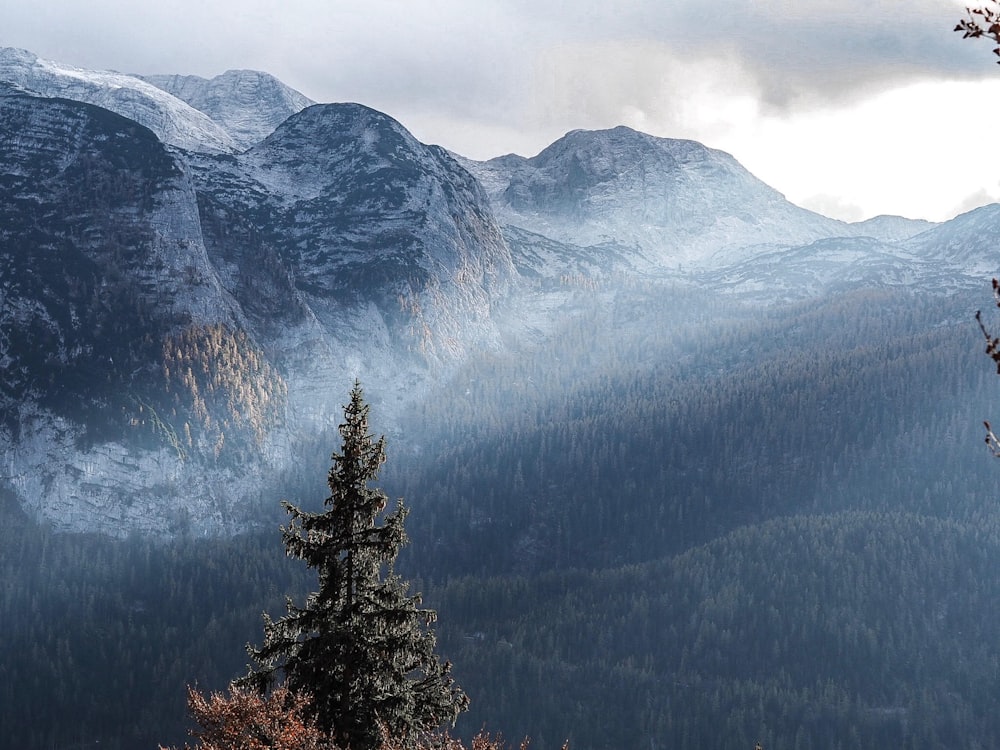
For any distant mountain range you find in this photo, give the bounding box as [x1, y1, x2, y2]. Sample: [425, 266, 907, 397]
[0, 47, 994, 535]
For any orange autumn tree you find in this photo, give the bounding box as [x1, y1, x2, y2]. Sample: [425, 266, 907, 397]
[163, 683, 538, 750]
[161, 684, 326, 750]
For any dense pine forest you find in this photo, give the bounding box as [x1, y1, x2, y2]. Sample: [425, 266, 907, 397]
[4, 280, 1000, 749]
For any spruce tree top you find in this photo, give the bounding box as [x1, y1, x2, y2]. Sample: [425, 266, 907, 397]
[243, 381, 469, 750]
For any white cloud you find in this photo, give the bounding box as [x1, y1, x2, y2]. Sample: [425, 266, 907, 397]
[714, 79, 1000, 222]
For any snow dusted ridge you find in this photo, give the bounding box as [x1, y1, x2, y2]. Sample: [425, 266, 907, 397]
[0, 47, 240, 153]
[140, 70, 315, 149]
[848, 214, 938, 243]
[0, 48, 316, 154]
[461, 126, 855, 269]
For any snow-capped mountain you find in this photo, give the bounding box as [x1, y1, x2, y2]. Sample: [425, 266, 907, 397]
[140, 69, 314, 149]
[1, 48, 997, 535]
[461, 126, 855, 268]
[903, 203, 1000, 276]
[0, 47, 240, 153]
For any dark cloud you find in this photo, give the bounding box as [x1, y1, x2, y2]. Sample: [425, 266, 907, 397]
[501, 0, 989, 110]
[3, 1, 986, 127]
[3, 0, 995, 220]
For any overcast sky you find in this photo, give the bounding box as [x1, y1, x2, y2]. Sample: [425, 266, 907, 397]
[4, 0, 999, 222]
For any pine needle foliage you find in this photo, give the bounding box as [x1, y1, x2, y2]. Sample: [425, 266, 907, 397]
[241, 381, 468, 750]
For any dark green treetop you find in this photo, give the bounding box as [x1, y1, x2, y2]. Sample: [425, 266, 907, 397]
[242, 381, 468, 749]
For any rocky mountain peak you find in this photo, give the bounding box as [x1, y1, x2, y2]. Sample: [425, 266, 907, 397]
[464, 125, 847, 266]
[903, 203, 1000, 274]
[255, 102, 424, 167]
[140, 69, 314, 149]
[223, 101, 517, 351]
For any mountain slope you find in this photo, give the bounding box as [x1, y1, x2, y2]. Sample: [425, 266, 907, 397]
[437, 512, 1000, 750]
[903, 202, 1000, 276]
[0, 90, 309, 534]
[192, 102, 516, 365]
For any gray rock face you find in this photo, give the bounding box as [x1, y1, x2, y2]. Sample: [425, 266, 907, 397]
[0, 91, 285, 534]
[194, 102, 516, 364]
[140, 69, 315, 149]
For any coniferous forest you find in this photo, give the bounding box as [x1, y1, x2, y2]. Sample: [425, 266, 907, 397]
[4, 281, 1000, 749]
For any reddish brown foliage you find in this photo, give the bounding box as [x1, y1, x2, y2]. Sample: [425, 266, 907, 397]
[162, 682, 557, 750]
[161, 684, 327, 750]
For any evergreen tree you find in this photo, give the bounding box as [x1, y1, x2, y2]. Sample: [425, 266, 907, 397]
[242, 381, 469, 749]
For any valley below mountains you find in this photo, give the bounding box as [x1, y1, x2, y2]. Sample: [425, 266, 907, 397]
[4, 47, 1000, 750]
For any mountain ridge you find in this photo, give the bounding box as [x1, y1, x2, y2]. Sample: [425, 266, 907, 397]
[0, 47, 241, 153]
[460, 125, 856, 268]
[1, 48, 997, 535]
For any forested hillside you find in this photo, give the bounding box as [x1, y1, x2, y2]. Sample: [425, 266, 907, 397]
[434, 511, 1000, 750]
[387, 281, 1000, 749]
[393, 283, 996, 576]
[0, 488, 308, 749]
[4, 274, 999, 749]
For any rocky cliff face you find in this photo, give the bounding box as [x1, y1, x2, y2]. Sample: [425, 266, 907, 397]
[0, 83, 514, 535]
[206, 102, 515, 358]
